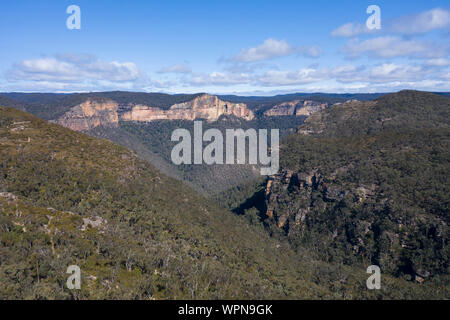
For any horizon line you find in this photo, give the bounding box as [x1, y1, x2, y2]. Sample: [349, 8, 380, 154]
[3, 89, 448, 98]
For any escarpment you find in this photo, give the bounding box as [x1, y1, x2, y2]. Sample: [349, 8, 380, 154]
[122, 94, 254, 122]
[260, 91, 450, 281]
[53, 99, 119, 131]
[264, 168, 375, 232]
[53, 94, 254, 131]
[262, 165, 447, 280]
[264, 100, 327, 117]
[264, 169, 343, 232]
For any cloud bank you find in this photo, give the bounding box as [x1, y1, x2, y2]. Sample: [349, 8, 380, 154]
[231, 39, 322, 63]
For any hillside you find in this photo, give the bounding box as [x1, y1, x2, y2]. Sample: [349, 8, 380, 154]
[1, 107, 447, 299]
[2, 92, 203, 120]
[1, 91, 390, 120]
[0, 107, 297, 299]
[219, 93, 387, 115]
[299, 90, 450, 137]
[89, 115, 306, 196]
[0, 92, 318, 196]
[0, 95, 26, 112]
[223, 91, 449, 288]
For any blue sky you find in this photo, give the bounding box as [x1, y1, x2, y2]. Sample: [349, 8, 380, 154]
[1, 0, 449, 94]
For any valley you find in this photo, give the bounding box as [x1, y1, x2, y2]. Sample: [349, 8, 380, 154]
[0, 90, 448, 299]
[0, 92, 320, 195]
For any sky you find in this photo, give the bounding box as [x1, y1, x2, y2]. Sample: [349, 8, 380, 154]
[1, 0, 449, 94]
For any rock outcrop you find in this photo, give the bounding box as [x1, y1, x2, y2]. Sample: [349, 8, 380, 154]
[53, 94, 254, 131]
[264, 169, 329, 232]
[264, 100, 327, 117]
[53, 99, 119, 131]
[121, 94, 254, 122]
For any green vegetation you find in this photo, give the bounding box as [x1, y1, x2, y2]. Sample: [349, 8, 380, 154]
[219, 93, 386, 115]
[0, 90, 448, 300]
[1, 92, 204, 120]
[2, 107, 300, 299]
[0, 95, 26, 112]
[230, 91, 449, 292]
[2, 106, 427, 300]
[301, 90, 450, 137]
[88, 115, 305, 197]
[1, 91, 388, 120]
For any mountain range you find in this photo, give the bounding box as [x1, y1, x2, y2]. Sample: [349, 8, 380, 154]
[0, 90, 448, 299]
[0, 92, 332, 195]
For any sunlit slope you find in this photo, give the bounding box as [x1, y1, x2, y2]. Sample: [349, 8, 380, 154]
[1, 106, 446, 299]
[0, 107, 323, 299]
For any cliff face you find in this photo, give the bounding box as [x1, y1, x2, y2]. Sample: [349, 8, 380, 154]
[264, 100, 327, 117]
[264, 169, 353, 232]
[260, 91, 450, 281]
[53, 99, 119, 131]
[121, 94, 254, 122]
[54, 94, 254, 131]
[172, 93, 254, 121]
[263, 164, 447, 280]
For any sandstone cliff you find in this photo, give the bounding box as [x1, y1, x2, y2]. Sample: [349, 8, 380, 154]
[53, 99, 119, 131]
[264, 100, 327, 117]
[53, 94, 254, 131]
[121, 94, 254, 122]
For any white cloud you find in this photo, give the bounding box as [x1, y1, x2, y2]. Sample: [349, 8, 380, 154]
[331, 23, 377, 38]
[223, 62, 274, 74]
[0, 80, 141, 93]
[256, 68, 326, 86]
[343, 36, 448, 59]
[390, 8, 450, 34]
[298, 45, 323, 58]
[162, 58, 449, 93]
[332, 8, 450, 38]
[251, 63, 429, 87]
[233, 39, 292, 62]
[370, 63, 419, 79]
[7, 54, 140, 83]
[3, 54, 153, 92]
[335, 63, 426, 83]
[157, 63, 192, 74]
[424, 58, 450, 67]
[231, 38, 321, 63]
[187, 72, 251, 86]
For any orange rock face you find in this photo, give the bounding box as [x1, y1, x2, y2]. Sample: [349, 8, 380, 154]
[54, 99, 119, 131]
[55, 94, 255, 131]
[121, 105, 192, 121]
[122, 94, 254, 122]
